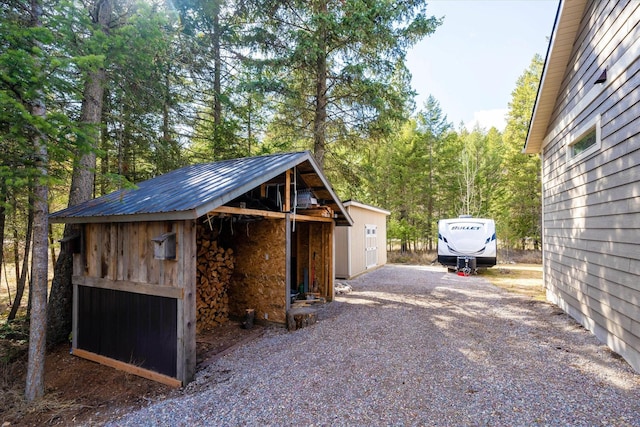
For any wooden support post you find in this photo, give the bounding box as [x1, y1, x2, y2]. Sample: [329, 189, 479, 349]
[177, 220, 196, 385]
[285, 213, 291, 310]
[284, 169, 291, 212]
[328, 221, 334, 301]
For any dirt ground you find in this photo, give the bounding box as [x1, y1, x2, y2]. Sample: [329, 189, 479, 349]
[0, 262, 542, 426]
[0, 321, 265, 426]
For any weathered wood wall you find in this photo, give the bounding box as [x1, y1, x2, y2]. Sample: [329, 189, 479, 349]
[76, 221, 183, 287]
[72, 219, 197, 385]
[295, 222, 333, 299]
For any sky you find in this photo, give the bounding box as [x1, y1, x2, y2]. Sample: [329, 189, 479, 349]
[405, 0, 560, 131]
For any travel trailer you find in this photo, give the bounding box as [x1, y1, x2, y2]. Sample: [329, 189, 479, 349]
[437, 216, 497, 274]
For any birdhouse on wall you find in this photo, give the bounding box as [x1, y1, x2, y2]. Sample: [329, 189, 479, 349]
[59, 233, 82, 254]
[151, 232, 176, 260]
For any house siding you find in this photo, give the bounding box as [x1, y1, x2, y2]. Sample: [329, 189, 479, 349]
[541, 0, 640, 371]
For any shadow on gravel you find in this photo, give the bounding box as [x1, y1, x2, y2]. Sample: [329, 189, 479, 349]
[337, 264, 638, 392]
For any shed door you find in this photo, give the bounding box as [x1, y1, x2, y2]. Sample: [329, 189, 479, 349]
[365, 224, 377, 268]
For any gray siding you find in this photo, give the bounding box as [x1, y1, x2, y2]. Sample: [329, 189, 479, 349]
[541, 0, 640, 372]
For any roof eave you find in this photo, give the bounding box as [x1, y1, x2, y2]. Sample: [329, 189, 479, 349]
[49, 210, 199, 224]
[51, 150, 354, 227]
[302, 153, 354, 226]
[523, 0, 588, 154]
[343, 200, 391, 216]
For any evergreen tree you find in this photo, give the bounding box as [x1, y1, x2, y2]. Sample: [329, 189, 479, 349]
[497, 55, 543, 249]
[416, 95, 452, 250]
[250, 0, 442, 170]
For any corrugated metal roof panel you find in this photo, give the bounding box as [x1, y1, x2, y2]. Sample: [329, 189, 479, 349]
[50, 151, 353, 225]
[49, 151, 352, 224]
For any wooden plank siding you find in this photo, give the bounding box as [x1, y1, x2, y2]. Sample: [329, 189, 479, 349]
[540, 0, 640, 371]
[72, 219, 197, 385]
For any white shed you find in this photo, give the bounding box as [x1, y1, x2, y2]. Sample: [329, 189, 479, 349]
[335, 201, 390, 279]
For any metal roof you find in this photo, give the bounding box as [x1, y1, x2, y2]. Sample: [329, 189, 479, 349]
[50, 151, 353, 226]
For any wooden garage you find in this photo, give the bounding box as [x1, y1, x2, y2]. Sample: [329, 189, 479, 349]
[49, 151, 352, 386]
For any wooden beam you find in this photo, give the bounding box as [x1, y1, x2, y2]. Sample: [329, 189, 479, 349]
[178, 219, 197, 385]
[72, 348, 182, 388]
[285, 169, 291, 212]
[291, 213, 333, 223]
[211, 206, 334, 223]
[212, 206, 287, 219]
[285, 213, 292, 311]
[72, 276, 184, 299]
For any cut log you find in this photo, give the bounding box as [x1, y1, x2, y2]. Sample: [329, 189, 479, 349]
[196, 222, 236, 332]
[287, 307, 317, 331]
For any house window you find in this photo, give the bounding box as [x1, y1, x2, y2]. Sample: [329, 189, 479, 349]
[567, 114, 601, 162]
[571, 129, 597, 157]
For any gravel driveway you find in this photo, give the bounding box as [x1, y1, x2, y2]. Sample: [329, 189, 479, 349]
[107, 265, 640, 426]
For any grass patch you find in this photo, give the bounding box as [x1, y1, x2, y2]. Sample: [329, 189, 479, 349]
[479, 264, 545, 301]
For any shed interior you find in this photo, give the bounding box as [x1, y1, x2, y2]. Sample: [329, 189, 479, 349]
[195, 167, 335, 333]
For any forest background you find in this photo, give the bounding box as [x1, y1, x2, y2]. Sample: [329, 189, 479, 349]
[1, 0, 543, 400]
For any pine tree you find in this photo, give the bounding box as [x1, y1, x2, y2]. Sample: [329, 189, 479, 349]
[250, 0, 442, 169]
[497, 54, 544, 249]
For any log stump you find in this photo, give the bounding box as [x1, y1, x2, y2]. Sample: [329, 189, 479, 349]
[287, 307, 317, 331]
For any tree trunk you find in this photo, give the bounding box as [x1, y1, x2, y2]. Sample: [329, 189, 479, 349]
[25, 0, 48, 401]
[7, 190, 34, 322]
[0, 179, 6, 301]
[27, 114, 48, 401]
[47, 0, 112, 347]
[48, 222, 56, 270]
[312, 0, 328, 170]
[213, 2, 221, 130]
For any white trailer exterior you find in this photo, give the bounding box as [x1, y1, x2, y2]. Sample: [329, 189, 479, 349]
[437, 217, 497, 270]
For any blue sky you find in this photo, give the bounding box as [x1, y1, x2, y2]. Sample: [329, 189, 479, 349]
[406, 0, 559, 131]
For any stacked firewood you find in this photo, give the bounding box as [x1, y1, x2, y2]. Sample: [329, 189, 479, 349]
[196, 227, 235, 331]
